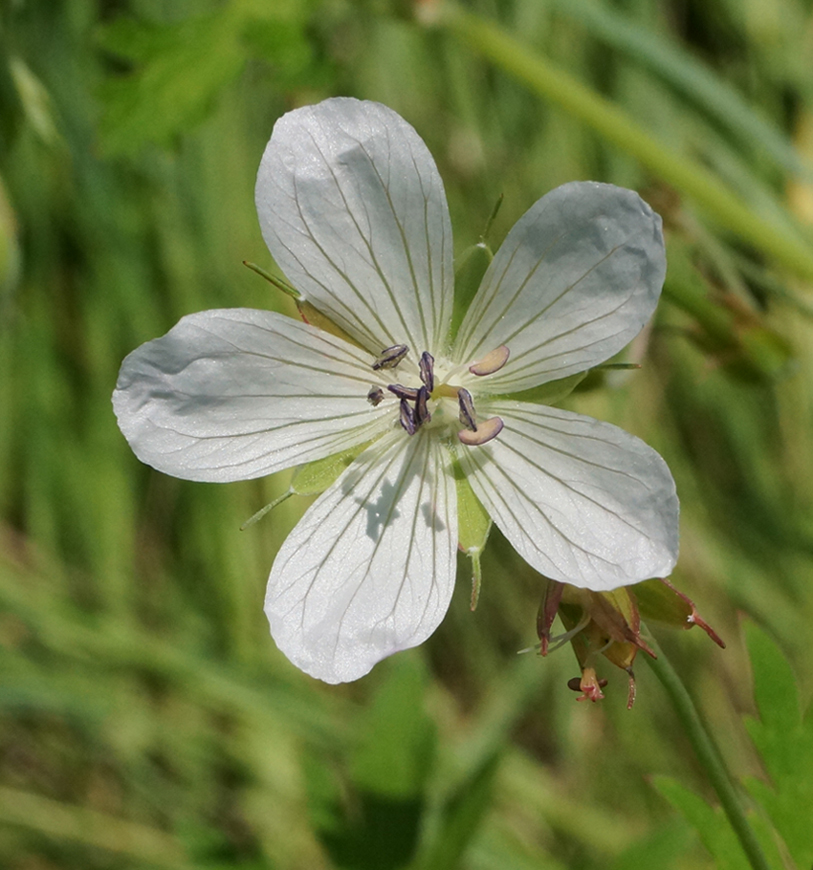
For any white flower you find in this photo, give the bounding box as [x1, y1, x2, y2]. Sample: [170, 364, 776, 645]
[113, 97, 678, 684]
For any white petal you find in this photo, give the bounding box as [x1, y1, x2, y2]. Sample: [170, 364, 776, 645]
[458, 400, 678, 590]
[265, 431, 457, 683]
[454, 183, 666, 393]
[112, 308, 392, 482]
[256, 98, 454, 356]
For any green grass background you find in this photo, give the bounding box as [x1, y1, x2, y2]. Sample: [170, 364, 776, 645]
[1, 0, 812, 867]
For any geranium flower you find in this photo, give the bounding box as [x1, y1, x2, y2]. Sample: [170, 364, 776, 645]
[113, 97, 678, 683]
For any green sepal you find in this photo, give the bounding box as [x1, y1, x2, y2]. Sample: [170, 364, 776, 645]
[591, 362, 641, 371]
[495, 371, 587, 405]
[291, 442, 372, 497]
[240, 490, 294, 530]
[453, 465, 491, 554]
[244, 261, 366, 349]
[243, 260, 301, 298]
[295, 300, 367, 349]
[452, 464, 491, 611]
[634, 578, 693, 627]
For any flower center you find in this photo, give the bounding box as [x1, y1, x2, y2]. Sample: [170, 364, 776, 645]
[366, 345, 508, 446]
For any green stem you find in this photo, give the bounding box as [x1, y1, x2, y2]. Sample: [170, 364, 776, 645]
[435, 5, 813, 285]
[643, 634, 771, 870]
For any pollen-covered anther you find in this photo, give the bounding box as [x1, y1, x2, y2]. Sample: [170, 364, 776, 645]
[457, 388, 477, 431]
[372, 344, 409, 371]
[458, 415, 504, 446]
[419, 351, 435, 393]
[415, 386, 431, 426]
[399, 398, 416, 435]
[367, 387, 384, 406]
[388, 384, 419, 401]
[469, 345, 510, 376]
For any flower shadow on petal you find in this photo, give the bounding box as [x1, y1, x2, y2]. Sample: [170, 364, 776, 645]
[341, 450, 445, 542]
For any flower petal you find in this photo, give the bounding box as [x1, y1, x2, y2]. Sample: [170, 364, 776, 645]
[265, 431, 457, 683]
[256, 97, 454, 356]
[454, 183, 666, 393]
[112, 308, 392, 482]
[458, 400, 678, 590]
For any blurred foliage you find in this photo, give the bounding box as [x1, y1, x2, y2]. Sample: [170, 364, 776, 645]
[1, 0, 813, 868]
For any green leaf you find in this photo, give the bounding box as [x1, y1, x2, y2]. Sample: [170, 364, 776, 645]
[743, 623, 813, 870]
[97, 1, 313, 155]
[98, 9, 247, 155]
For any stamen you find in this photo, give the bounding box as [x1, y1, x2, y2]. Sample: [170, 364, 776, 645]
[457, 388, 477, 431]
[415, 386, 431, 426]
[372, 344, 409, 370]
[387, 384, 419, 401]
[469, 345, 510, 376]
[419, 351, 435, 393]
[458, 416, 503, 446]
[367, 387, 384, 406]
[399, 398, 416, 435]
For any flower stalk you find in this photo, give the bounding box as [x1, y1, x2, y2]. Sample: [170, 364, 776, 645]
[643, 631, 771, 870]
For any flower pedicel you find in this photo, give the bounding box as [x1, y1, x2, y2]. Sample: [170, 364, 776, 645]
[114, 98, 684, 687]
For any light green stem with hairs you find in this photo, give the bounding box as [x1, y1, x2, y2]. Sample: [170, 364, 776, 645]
[434, 5, 813, 285]
[643, 632, 771, 870]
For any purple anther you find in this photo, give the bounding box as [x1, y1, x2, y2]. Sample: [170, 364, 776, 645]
[457, 388, 477, 431]
[399, 398, 416, 435]
[387, 384, 419, 401]
[419, 351, 435, 393]
[415, 386, 431, 427]
[367, 387, 384, 406]
[372, 344, 409, 371]
[458, 416, 504, 446]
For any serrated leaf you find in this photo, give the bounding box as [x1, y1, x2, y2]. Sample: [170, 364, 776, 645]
[743, 623, 813, 869]
[99, 9, 246, 155]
